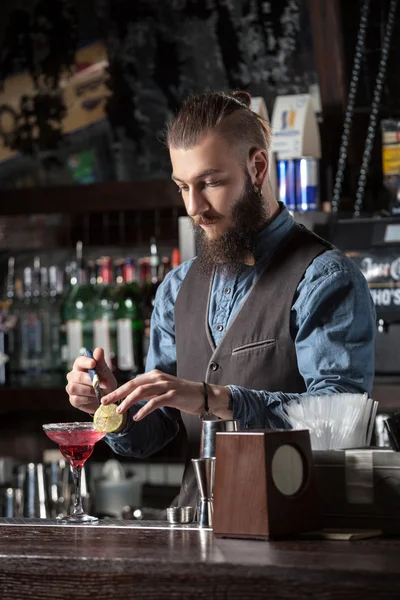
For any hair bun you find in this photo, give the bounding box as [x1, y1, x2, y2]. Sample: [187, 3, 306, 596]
[231, 90, 252, 108]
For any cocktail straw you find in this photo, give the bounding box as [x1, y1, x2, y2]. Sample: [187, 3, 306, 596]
[282, 393, 377, 450]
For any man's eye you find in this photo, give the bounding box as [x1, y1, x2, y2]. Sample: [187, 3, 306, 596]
[205, 180, 221, 187]
[177, 185, 189, 194]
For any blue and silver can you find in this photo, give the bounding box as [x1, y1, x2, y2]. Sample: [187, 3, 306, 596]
[277, 159, 296, 211]
[295, 158, 319, 211]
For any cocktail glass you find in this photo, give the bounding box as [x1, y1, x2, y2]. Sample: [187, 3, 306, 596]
[43, 422, 106, 524]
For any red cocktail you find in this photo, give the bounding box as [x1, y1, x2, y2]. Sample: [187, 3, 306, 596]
[43, 422, 106, 524]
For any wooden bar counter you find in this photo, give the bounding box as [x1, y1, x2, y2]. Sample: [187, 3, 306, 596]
[1, 519, 400, 599]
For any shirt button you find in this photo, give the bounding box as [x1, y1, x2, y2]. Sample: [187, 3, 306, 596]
[216, 325, 224, 332]
[209, 362, 219, 371]
[224, 287, 231, 295]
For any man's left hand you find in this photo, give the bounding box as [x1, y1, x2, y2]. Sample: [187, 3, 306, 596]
[101, 369, 232, 421]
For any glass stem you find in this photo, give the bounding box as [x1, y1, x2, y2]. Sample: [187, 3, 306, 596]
[71, 465, 84, 515]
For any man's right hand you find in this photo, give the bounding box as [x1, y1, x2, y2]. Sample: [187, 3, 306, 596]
[66, 347, 117, 415]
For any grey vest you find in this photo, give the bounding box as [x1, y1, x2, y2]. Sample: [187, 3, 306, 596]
[174, 224, 331, 506]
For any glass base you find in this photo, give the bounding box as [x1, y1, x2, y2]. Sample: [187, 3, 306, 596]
[57, 513, 99, 525]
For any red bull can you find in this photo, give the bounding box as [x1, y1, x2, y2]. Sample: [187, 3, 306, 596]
[277, 159, 296, 211]
[295, 158, 319, 211]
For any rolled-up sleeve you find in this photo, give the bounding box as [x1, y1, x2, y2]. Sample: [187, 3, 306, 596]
[105, 262, 194, 457]
[227, 251, 376, 430]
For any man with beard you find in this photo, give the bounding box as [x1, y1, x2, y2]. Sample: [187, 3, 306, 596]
[66, 90, 376, 507]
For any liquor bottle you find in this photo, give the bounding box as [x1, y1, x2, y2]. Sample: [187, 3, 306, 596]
[3, 257, 17, 375]
[60, 261, 77, 371]
[140, 238, 161, 364]
[139, 257, 152, 363]
[39, 264, 52, 373]
[150, 237, 160, 285]
[158, 257, 171, 281]
[18, 264, 43, 375]
[0, 303, 10, 386]
[64, 244, 94, 370]
[48, 265, 63, 374]
[115, 259, 143, 380]
[93, 257, 116, 371]
[4, 256, 15, 306]
[171, 248, 181, 270]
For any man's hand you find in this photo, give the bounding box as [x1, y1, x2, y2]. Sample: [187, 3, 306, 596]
[66, 347, 117, 415]
[101, 370, 233, 421]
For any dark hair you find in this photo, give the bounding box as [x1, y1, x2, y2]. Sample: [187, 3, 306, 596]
[166, 90, 270, 163]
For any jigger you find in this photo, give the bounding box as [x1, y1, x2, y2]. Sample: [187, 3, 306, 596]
[200, 420, 240, 458]
[192, 457, 216, 528]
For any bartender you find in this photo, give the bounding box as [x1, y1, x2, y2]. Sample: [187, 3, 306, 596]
[66, 90, 376, 506]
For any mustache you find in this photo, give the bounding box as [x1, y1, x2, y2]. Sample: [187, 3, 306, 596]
[192, 215, 222, 226]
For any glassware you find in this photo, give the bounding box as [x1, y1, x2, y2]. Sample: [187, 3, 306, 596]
[43, 422, 106, 524]
[64, 244, 95, 370]
[115, 258, 143, 380]
[93, 257, 116, 370]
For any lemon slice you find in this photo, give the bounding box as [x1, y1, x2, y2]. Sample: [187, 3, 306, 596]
[93, 403, 124, 433]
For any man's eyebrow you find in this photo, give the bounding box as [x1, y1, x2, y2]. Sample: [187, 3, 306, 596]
[171, 168, 223, 182]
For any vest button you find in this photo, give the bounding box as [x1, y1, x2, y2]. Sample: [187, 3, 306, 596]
[209, 362, 219, 371]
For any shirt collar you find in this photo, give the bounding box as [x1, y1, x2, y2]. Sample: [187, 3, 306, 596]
[252, 203, 295, 263]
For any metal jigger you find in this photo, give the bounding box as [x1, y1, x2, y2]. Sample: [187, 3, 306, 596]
[192, 457, 216, 528]
[200, 420, 240, 458]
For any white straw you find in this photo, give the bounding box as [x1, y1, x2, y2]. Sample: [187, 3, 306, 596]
[283, 393, 376, 450]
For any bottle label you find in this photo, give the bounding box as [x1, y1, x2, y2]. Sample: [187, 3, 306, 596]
[66, 320, 83, 367]
[93, 318, 112, 368]
[117, 318, 135, 370]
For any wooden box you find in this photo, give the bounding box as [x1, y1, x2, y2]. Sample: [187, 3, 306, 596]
[213, 429, 320, 539]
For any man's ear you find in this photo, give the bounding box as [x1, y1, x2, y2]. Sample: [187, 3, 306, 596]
[248, 148, 269, 186]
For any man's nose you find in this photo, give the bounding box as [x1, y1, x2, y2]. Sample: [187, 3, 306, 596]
[185, 187, 209, 217]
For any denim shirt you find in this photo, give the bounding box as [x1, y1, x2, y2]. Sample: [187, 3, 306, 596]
[106, 205, 376, 458]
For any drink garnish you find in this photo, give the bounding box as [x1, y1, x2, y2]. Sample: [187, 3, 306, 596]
[93, 403, 124, 433]
[83, 349, 125, 433]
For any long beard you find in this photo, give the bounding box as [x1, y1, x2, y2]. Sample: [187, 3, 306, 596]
[192, 175, 269, 278]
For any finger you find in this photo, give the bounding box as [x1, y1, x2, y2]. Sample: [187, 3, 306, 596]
[133, 395, 171, 421]
[66, 382, 96, 398]
[102, 379, 140, 405]
[73, 356, 97, 372]
[69, 395, 98, 414]
[66, 371, 92, 386]
[93, 347, 116, 384]
[116, 382, 171, 413]
[93, 347, 109, 371]
[102, 370, 165, 404]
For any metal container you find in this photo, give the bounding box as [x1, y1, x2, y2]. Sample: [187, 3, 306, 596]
[45, 459, 71, 518]
[295, 157, 319, 211]
[3, 487, 23, 518]
[192, 457, 216, 528]
[19, 463, 48, 519]
[200, 420, 240, 459]
[277, 159, 296, 211]
[166, 506, 194, 524]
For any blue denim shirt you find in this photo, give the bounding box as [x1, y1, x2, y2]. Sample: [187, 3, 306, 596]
[106, 205, 376, 458]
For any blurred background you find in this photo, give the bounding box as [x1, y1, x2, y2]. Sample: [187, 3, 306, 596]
[1, 0, 400, 519]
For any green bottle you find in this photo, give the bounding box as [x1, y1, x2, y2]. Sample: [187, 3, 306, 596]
[64, 245, 94, 370]
[115, 259, 143, 380]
